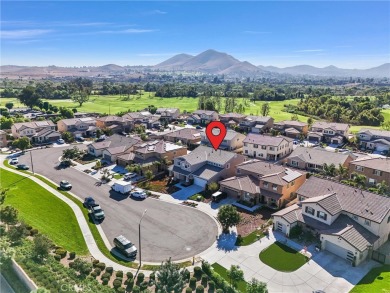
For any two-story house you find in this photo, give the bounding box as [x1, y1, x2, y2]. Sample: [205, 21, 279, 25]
[163, 128, 201, 149]
[0, 130, 8, 147]
[308, 122, 350, 145]
[88, 134, 141, 159]
[122, 112, 161, 129]
[220, 160, 306, 208]
[201, 129, 246, 151]
[239, 116, 274, 133]
[96, 115, 133, 133]
[348, 156, 390, 186]
[273, 120, 309, 139]
[11, 121, 60, 143]
[358, 129, 390, 154]
[243, 134, 293, 161]
[286, 147, 355, 172]
[169, 145, 246, 189]
[219, 113, 247, 129]
[272, 176, 390, 266]
[57, 117, 97, 137]
[155, 108, 180, 121]
[190, 110, 219, 125]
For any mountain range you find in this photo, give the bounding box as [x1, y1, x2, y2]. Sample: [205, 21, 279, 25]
[1, 49, 389, 78]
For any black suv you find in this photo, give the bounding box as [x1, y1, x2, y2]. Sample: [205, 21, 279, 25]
[113, 235, 137, 258]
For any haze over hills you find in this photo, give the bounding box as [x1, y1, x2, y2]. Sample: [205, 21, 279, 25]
[1, 49, 389, 79]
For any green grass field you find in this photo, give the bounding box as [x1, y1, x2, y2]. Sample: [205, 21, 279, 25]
[211, 263, 248, 292]
[259, 242, 308, 272]
[349, 265, 390, 293]
[1, 168, 88, 255]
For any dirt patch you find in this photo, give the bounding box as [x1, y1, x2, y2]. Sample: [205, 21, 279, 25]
[137, 177, 180, 194]
[236, 208, 273, 236]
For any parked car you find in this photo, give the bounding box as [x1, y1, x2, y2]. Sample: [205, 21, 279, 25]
[196, 125, 202, 129]
[57, 139, 65, 144]
[83, 197, 96, 208]
[16, 164, 29, 170]
[124, 172, 137, 181]
[59, 180, 72, 190]
[90, 204, 105, 221]
[113, 235, 137, 258]
[130, 188, 147, 199]
[9, 158, 19, 165]
[211, 191, 227, 203]
[76, 136, 85, 142]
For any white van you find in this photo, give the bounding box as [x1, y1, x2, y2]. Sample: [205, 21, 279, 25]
[111, 181, 133, 194]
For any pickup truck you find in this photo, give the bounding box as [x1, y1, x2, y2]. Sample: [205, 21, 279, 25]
[90, 204, 105, 221]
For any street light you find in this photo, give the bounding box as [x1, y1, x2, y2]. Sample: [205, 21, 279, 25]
[29, 150, 35, 174]
[138, 209, 147, 268]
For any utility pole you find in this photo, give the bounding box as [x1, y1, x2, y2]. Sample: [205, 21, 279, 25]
[29, 150, 35, 174]
[138, 209, 147, 268]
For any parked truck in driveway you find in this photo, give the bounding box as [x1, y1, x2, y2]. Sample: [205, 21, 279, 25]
[111, 181, 133, 194]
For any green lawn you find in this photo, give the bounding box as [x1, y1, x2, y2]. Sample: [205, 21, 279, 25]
[259, 242, 308, 272]
[235, 230, 265, 246]
[349, 265, 390, 293]
[211, 263, 248, 293]
[1, 168, 88, 255]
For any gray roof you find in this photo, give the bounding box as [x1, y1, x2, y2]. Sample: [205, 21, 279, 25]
[182, 145, 239, 165]
[287, 147, 353, 166]
[244, 115, 272, 124]
[220, 176, 260, 194]
[192, 164, 222, 181]
[350, 157, 390, 173]
[261, 168, 304, 185]
[59, 117, 96, 126]
[274, 120, 308, 127]
[156, 108, 179, 113]
[237, 159, 286, 176]
[193, 110, 217, 116]
[201, 129, 245, 142]
[296, 176, 390, 223]
[272, 204, 302, 223]
[243, 134, 292, 146]
[370, 139, 390, 145]
[90, 134, 141, 150]
[13, 120, 55, 130]
[285, 127, 300, 134]
[358, 128, 390, 138]
[303, 193, 342, 215]
[312, 121, 350, 132]
[219, 113, 246, 119]
[164, 128, 201, 141]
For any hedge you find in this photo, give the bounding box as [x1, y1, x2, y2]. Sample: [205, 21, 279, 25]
[196, 285, 204, 293]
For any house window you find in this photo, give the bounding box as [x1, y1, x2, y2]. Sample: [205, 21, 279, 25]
[364, 219, 371, 226]
[263, 182, 269, 188]
[245, 150, 248, 154]
[374, 170, 382, 176]
[258, 153, 263, 157]
[291, 180, 295, 186]
[237, 169, 241, 174]
[261, 145, 266, 150]
[356, 166, 364, 171]
[317, 211, 327, 221]
[305, 206, 315, 215]
[368, 178, 376, 185]
[254, 144, 258, 148]
[352, 215, 358, 221]
[272, 184, 277, 191]
[226, 164, 230, 169]
[269, 147, 274, 151]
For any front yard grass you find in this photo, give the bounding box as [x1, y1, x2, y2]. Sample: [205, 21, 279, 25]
[1, 168, 88, 255]
[259, 241, 308, 272]
[211, 263, 248, 292]
[349, 265, 390, 293]
[235, 230, 265, 246]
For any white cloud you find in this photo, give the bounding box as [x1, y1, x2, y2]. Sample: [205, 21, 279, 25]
[0, 29, 53, 39]
[143, 9, 167, 15]
[294, 49, 325, 53]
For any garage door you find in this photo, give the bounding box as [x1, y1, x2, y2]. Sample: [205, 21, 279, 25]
[276, 222, 286, 233]
[194, 177, 207, 188]
[103, 154, 111, 161]
[309, 136, 319, 142]
[325, 240, 348, 259]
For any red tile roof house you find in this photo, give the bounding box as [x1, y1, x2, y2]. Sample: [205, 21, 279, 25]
[220, 159, 306, 208]
[272, 176, 390, 266]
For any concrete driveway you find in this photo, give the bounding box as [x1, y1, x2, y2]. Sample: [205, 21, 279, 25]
[17, 146, 218, 262]
[201, 229, 379, 293]
[171, 183, 204, 200]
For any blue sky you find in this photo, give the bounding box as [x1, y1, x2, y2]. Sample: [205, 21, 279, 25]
[1, 1, 389, 68]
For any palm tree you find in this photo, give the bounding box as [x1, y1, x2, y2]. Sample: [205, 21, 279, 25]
[376, 181, 389, 196]
[351, 173, 367, 188]
[336, 164, 349, 181]
[322, 163, 336, 177]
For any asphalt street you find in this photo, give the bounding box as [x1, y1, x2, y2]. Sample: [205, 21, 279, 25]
[17, 145, 217, 262]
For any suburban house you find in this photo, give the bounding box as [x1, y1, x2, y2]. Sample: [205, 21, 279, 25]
[220, 160, 306, 208]
[163, 128, 201, 148]
[122, 112, 161, 129]
[308, 122, 350, 145]
[239, 116, 274, 133]
[272, 176, 390, 266]
[358, 129, 390, 154]
[273, 120, 309, 139]
[243, 134, 293, 161]
[169, 145, 246, 189]
[348, 156, 390, 186]
[0, 130, 8, 147]
[186, 114, 201, 125]
[117, 140, 187, 170]
[96, 115, 133, 133]
[286, 147, 355, 171]
[155, 108, 180, 121]
[200, 129, 246, 151]
[11, 121, 61, 143]
[57, 117, 97, 137]
[219, 113, 247, 128]
[191, 110, 219, 125]
[88, 134, 141, 158]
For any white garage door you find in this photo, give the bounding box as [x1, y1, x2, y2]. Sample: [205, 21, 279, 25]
[276, 222, 286, 233]
[194, 177, 207, 188]
[325, 240, 347, 259]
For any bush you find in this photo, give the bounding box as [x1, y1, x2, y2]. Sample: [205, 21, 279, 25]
[126, 271, 133, 279]
[117, 287, 125, 293]
[54, 254, 61, 261]
[55, 248, 67, 258]
[96, 262, 106, 270]
[189, 277, 197, 289]
[30, 228, 38, 236]
[101, 272, 111, 280]
[132, 285, 140, 293]
[102, 278, 109, 285]
[125, 278, 134, 288]
[69, 261, 75, 268]
[201, 274, 208, 286]
[289, 225, 303, 238]
[90, 271, 97, 278]
[140, 281, 148, 290]
[92, 259, 99, 266]
[208, 280, 215, 291]
[184, 269, 191, 281]
[116, 270, 123, 278]
[194, 266, 202, 279]
[105, 267, 113, 274]
[149, 272, 155, 283]
[136, 272, 144, 284]
[196, 285, 204, 293]
[201, 261, 212, 275]
[216, 290, 224, 293]
[94, 268, 101, 275]
[69, 252, 76, 259]
[113, 279, 122, 288]
[186, 288, 192, 293]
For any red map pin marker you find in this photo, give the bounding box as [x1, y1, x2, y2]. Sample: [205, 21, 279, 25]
[206, 121, 227, 150]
